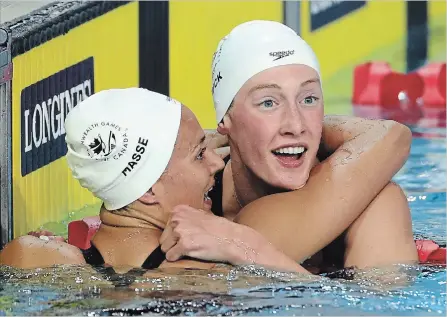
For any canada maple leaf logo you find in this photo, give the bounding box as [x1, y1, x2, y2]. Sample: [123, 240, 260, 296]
[89, 137, 104, 155]
[88, 132, 116, 157]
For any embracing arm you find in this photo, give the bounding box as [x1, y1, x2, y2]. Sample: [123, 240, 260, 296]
[320, 115, 404, 155]
[159, 206, 310, 274]
[235, 117, 412, 262]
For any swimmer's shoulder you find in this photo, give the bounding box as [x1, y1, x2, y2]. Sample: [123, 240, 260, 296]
[0, 235, 86, 269]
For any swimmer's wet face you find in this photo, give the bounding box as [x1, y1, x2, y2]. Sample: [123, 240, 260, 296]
[222, 64, 323, 189]
[151, 106, 225, 212]
[212, 20, 323, 190]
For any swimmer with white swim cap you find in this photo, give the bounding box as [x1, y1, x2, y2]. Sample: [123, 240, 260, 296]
[166, 20, 419, 272]
[0, 88, 310, 273]
[212, 20, 323, 192]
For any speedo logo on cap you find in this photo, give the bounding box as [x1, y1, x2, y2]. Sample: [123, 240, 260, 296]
[269, 50, 295, 61]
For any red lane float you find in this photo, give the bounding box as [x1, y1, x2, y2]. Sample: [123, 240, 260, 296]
[352, 61, 446, 128]
[415, 63, 446, 128]
[352, 62, 424, 124]
[67, 216, 101, 250]
[416, 240, 446, 265]
[67, 217, 446, 265]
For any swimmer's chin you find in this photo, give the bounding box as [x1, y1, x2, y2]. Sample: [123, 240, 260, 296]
[293, 182, 307, 190]
[275, 180, 308, 192]
[288, 180, 307, 191]
[283, 176, 310, 191]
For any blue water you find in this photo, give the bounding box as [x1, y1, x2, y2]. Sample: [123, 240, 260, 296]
[395, 129, 446, 246]
[0, 128, 445, 316]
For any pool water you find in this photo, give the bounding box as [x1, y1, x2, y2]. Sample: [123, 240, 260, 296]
[0, 128, 445, 316]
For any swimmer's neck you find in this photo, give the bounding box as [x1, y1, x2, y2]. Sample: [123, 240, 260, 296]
[229, 150, 283, 208]
[98, 201, 167, 231]
[91, 202, 167, 266]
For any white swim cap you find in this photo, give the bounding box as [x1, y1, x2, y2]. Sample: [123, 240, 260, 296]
[212, 20, 320, 123]
[65, 88, 181, 210]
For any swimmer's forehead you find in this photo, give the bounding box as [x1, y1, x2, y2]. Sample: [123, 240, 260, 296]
[242, 65, 321, 96]
[176, 105, 206, 154]
[247, 78, 321, 94]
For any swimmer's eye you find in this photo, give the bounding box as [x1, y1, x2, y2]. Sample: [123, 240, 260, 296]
[258, 99, 275, 108]
[196, 147, 206, 160]
[302, 96, 319, 106]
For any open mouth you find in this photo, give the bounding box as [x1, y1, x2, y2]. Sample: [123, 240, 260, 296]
[272, 146, 307, 158]
[204, 186, 213, 204]
[271, 146, 308, 167]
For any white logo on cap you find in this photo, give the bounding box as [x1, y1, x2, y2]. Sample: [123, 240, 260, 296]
[81, 121, 129, 161]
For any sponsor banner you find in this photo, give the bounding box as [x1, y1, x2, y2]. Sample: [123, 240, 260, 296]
[11, 2, 139, 236]
[309, 0, 366, 31]
[21, 57, 94, 176]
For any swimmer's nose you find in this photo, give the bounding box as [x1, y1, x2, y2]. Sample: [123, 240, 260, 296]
[207, 149, 225, 174]
[279, 104, 306, 137]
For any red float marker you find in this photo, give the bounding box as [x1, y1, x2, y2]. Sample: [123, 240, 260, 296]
[352, 61, 424, 125]
[415, 63, 446, 128]
[67, 216, 101, 250]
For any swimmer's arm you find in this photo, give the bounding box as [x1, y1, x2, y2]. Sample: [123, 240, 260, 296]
[234, 231, 311, 274]
[217, 223, 310, 273]
[320, 115, 400, 157]
[160, 205, 309, 274]
[0, 235, 86, 269]
[235, 119, 412, 262]
[166, 238, 310, 274]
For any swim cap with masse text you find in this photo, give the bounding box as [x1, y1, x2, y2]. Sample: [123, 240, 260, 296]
[65, 88, 181, 210]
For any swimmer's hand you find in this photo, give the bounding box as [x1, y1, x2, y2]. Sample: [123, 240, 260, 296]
[27, 230, 66, 243]
[204, 129, 229, 159]
[160, 205, 309, 274]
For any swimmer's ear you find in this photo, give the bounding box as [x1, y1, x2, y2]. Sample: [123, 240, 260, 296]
[138, 188, 158, 205]
[217, 115, 231, 135]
